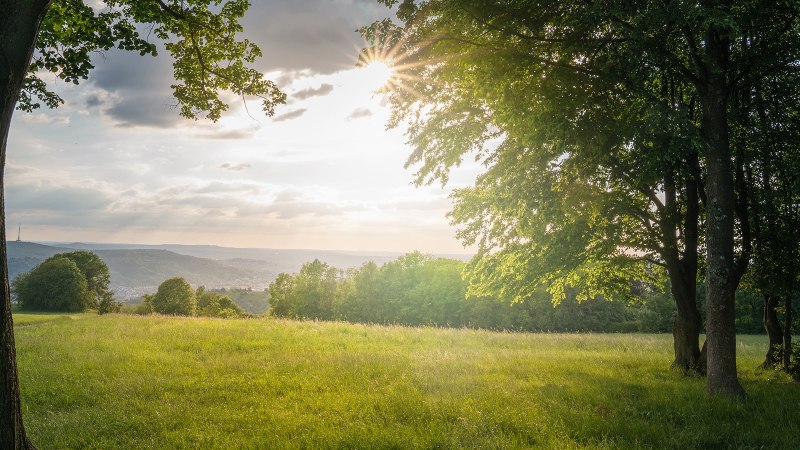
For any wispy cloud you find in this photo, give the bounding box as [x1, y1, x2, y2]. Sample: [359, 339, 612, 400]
[219, 163, 252, 172]
[272, 108, 307, 122]
[348, 107, 373, 119]
[292, 83, 334, 100]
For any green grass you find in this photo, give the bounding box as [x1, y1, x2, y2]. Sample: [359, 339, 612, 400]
[13, 312, 84, 326]
[13, 313, 800, 449]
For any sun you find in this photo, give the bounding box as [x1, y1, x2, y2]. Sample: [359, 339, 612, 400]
[359, 61, 394, 89]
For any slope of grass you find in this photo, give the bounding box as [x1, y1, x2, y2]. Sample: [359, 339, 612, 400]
[14, 314, 800, 449]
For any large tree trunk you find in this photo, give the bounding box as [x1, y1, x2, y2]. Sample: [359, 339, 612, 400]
[762, 294, 784, 367]
[1, 1, 52, 448]
[701, 21, 746, 398]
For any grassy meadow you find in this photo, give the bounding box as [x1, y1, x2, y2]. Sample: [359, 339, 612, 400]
[13, 313, 800, 449]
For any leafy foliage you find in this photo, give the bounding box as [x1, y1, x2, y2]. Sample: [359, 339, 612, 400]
[360, 1, 725, 306]
[151, 277, 196, 316]
[268, 253, 691, 332]
[12, 257, 92, 312]
[195, 286, 244, 318]
[43, 251, 112, 310]
[22, 0, 286, 120]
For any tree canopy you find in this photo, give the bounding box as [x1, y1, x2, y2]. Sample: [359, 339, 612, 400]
[12, 257, 92, 312]
[364, 0, 800, 396]
[151, 277, 196, 316]
[18, 0, 286, 120]
[43, 251, 112, 310]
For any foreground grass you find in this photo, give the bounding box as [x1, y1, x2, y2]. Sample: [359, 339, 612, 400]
[13, 313, 800, 449]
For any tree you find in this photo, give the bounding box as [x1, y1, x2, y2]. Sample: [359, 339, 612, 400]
[43, 251, 112, 309]
[267, 273, 298, 319]
[151, 277, 196, 316]
[738, 65, 800, 371]
[1, 2, 285, 446]
[195, 286, 243, 318]
[12, 257, 92, 312]
[365, 1, 800, 396]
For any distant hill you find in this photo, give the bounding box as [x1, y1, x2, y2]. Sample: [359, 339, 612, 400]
[9, 241, 472, 301]
[8, 242, 265, 299]
[52, 242, 414, 267]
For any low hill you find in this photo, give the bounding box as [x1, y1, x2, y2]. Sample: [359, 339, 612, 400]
[7, 241, 75, 281]
[8, 242, 263, 299]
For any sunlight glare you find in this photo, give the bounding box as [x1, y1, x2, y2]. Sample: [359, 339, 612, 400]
[359, 61, 393, 90]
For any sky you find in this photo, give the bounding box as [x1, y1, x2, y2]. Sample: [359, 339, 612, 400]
[6, 0, 481, 254]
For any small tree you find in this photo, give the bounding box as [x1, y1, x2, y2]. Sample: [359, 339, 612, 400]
[12, 257, 92, 312]
[151, 277, 196, 316]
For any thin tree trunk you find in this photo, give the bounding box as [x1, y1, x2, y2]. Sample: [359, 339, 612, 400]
[664, 163, 703, 373]
[1, 1, 51, 448]
[701, 19, 746, 398]
[784, 295, 793, 373]
[762, 294, 784, 367]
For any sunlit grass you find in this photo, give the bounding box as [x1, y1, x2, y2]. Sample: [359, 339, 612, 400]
[14, 314, 800, 449]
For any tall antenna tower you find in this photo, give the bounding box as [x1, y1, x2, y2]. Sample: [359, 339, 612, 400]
[16, 224, 20, 242]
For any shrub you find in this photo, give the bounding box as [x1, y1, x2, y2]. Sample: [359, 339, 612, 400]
[97, 294, 122, 314]
[196, 287, 243, 318]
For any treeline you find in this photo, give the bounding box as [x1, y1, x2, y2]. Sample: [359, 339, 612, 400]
[13, 252, 250, 319]
[267, 252, 639, 331]
[268, 252, 787, 333]
[129, 277, 247, 318]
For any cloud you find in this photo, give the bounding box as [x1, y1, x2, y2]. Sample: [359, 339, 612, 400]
[239, 0, 391, 74]
[348, 108, 373, 119]
[272, 108, 307, 122]
[89, 48, 184, 128]
[104, 95, 183, 128]
[6, 182, 113, 213]
[85, 95, 103, 108]
[191, 181, 264, 195]
[260, 189, 366, 220]
[292, 84, 334, 100]
[197, 128, 258, 140]
[19, 113, 70, 125]
[272, 69, 317, 89]
[219, 163, 252, 172]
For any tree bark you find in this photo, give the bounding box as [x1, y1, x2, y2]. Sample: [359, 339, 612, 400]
[700, 19, 746, 398]
[1, 1, 52, 448]
[663, 162, 703, 372]
[784, 295, 793, 373]
[672, 308, 703, 371]
[762, 294, 784, 367]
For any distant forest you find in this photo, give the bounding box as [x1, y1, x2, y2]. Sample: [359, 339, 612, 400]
[268, 253, 797, 334]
